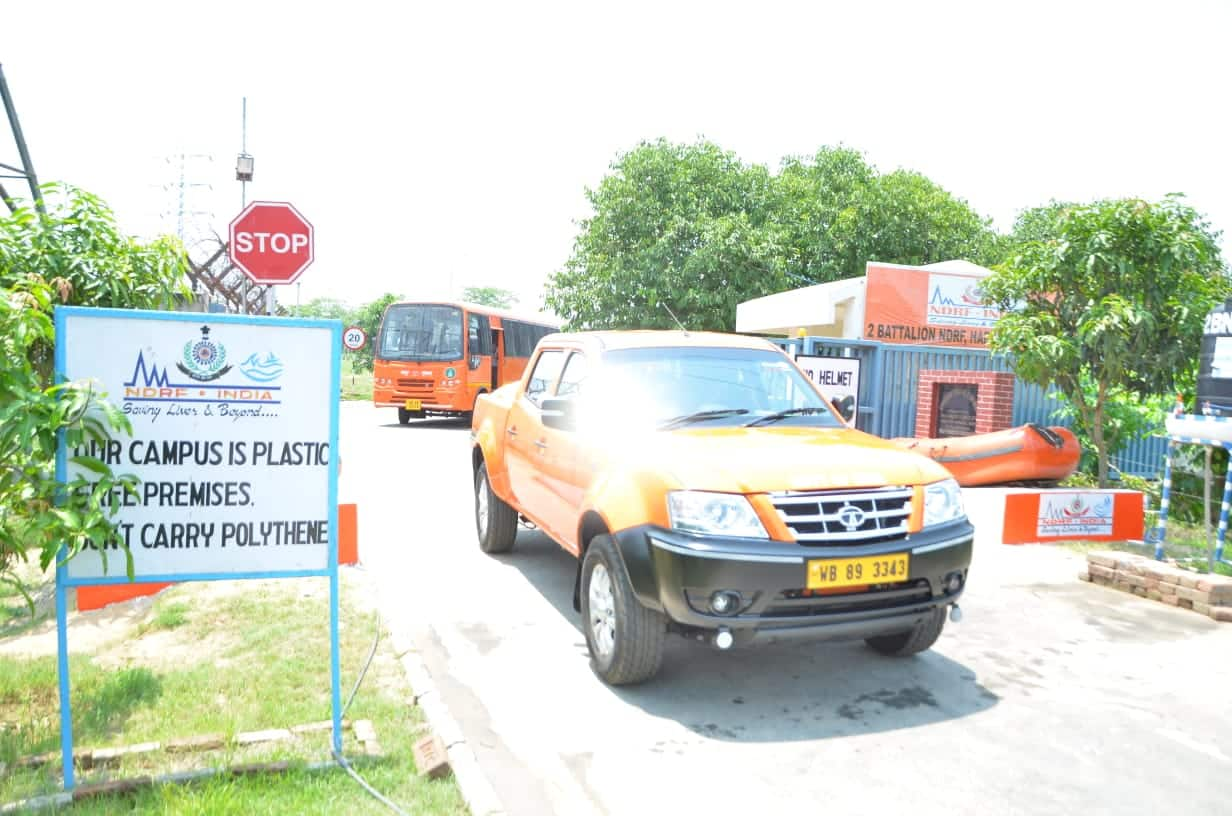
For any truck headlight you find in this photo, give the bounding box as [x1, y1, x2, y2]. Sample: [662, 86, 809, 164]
[923, 478, 965, 527]
[667, 491, 768, 539]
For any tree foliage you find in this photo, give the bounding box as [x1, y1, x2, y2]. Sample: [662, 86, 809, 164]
[545, 139, 786, 331]
[348, 293, 402, 373]
[774, 147, 1002, 284]
[981, 197, 1228, 485]
[545, 140, 1000, 331]
[295, 296, 354, 322]
[0, 185, 190, 595]
[462, 286, 518, 309]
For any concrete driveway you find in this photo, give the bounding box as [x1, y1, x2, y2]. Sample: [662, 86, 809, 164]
[338, 402, 1232, 816]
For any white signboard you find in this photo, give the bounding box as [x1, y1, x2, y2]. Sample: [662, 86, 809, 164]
[1036, 492, 1114, 538]
[796, 355, 861, 423]
[926, 273, 1001, 329]
[59, 310, 338, 580]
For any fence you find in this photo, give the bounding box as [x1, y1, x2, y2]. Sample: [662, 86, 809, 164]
[777, 335, 1167, 479]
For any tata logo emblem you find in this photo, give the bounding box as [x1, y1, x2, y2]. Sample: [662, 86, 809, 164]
[836, 503, 866, 530]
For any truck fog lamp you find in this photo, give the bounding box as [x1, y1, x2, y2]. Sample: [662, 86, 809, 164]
[709, 591, 741, 615]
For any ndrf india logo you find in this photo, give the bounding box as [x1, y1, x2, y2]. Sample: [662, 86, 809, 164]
[123, 324, 283, 410]
[1036, 493, 1114, 537]
[179, 326, 231, 381]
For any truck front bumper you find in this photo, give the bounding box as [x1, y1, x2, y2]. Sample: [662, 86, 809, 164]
[611, 519, 974, 646]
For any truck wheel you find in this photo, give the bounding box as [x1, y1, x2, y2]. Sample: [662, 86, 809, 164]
[580, 535, 666, 685]
[397, 407, 412, 425]
[474, 462, 517, 554]
[865, 606, 947, 656]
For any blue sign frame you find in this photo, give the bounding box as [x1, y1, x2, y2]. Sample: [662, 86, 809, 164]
[53, 307, 343, 790]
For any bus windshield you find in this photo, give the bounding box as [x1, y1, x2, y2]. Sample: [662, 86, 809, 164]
[378, 304, 464, 362]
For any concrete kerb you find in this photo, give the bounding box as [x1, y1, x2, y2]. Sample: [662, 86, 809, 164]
[384, 611, 506, 816]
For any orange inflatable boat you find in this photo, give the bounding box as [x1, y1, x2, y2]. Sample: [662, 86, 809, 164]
[889, 423, 1081, 487]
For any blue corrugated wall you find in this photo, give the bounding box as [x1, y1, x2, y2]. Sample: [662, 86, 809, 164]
[777, 336, 1166, 478]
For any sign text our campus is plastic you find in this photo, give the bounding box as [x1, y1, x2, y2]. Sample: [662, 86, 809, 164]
[73, 437, 329, 553]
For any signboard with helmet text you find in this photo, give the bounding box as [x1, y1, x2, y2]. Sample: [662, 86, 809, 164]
[862, 262, 1002, 348]
[795, 354, 860, 423]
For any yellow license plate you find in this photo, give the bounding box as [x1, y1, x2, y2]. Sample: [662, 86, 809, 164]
[403, 399, 422, 411]
[807, 553, 910, 589]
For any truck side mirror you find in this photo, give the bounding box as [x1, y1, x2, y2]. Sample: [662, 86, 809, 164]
[541, 397, 577, 431]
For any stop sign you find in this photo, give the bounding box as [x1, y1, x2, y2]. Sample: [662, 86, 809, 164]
[228, 201, 315, 285]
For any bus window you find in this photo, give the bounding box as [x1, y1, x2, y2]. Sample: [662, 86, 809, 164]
[379, 304, 463, 362]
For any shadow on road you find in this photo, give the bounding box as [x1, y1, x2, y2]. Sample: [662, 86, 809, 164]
[498, 529, 1000, 743]
[379, 418, 472, 431]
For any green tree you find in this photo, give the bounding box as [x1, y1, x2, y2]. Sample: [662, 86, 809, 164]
[544, 139, 785, 331]
[462, 286, 518, 309]
[348, 293, 401, 373]
[545, 141, 1001, 331]
[296, 296, 354, 322]
[773, 147, 1002, 283]
[981, 197, 1228, 486]
[0, 185, 190, 595]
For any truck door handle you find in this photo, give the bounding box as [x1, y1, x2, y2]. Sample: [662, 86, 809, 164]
[533, 440, 548, 450]
[506, 427, 518, 437]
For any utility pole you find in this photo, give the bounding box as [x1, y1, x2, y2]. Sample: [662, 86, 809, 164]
[0, 63, 45, 215]
[236, 97, 254, 315]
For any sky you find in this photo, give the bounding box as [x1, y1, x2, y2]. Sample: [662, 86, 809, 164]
[3, 0, 1230, 317]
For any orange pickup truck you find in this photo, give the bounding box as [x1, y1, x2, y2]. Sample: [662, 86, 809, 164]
[470, 330, 973, 685]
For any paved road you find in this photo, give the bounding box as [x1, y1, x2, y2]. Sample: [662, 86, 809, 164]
[338, 402, 1232, 816]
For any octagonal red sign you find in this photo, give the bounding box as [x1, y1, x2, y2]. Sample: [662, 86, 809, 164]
[228, 201, 315, 285]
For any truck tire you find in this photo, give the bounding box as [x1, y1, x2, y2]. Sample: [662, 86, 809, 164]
[580, 535, 666, 685]
[865, 606, 947, 656]
[398, 407, 413, 425]
[474, 462, 517, 554]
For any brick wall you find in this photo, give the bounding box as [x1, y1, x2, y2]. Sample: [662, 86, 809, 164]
[914, 370, 1016, 438]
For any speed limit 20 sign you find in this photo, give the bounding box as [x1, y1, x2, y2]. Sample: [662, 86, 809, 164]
[342, 326, 367, 351]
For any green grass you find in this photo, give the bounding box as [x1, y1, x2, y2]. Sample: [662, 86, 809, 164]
[0, 577, 467, 814]
[340, 359, 372, 402]
[152, 600, 190, 630]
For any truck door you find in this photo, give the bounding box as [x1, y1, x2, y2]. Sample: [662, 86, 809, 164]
[505, 348, 566, 526]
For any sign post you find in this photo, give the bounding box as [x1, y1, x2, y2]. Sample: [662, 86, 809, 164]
[228, 201, 315, 287]
[795, 354, 861, 424]
[54, 308, 342, 789]
[342, 325, 367, 351]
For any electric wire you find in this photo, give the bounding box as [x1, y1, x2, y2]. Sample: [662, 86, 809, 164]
[335, 603, 414, 816]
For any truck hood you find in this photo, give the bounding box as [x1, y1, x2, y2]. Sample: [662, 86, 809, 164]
[600, 426, 952, 493]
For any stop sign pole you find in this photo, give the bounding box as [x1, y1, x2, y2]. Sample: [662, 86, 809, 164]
[228, 201, 315, 315]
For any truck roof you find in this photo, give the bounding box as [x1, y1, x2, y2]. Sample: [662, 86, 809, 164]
[541, 330, 780, 353]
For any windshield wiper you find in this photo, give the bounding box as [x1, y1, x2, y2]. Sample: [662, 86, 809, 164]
[658, 409, 749, 430]
[745, 407, 832, 427]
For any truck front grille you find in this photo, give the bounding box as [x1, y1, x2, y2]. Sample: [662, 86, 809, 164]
[769, 486, 912, 545]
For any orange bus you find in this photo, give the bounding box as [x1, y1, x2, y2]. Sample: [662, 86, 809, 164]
[372, 300, 559, 423]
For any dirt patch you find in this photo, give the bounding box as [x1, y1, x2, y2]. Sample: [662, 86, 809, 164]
[0, 590, 161, 660]
[0, 572, 362, 662]
[94, 627, 236, 672]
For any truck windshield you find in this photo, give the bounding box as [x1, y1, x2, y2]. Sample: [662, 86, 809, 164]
[377, 304, 463, 362]
[598, 347, 842, 429]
